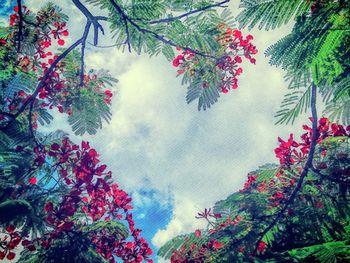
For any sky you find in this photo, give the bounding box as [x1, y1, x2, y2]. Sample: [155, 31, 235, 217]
[1, 1, 314, 262]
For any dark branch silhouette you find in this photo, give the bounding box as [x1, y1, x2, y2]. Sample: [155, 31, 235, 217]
[16, 0, 23, 52]
[72, 0, 107, 46]
[147, 0, 230, 24]
[108, 0, 216, 59]
[254, 83, 319, 252]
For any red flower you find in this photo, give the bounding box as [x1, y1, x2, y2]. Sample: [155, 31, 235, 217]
[172, 55, 184, 67]
[57, 39, 65, 46]
[62, 30, 69, 36]
[246, 34, 254, 41]
[234, 56, 242, 63]
[236, 68, 243, 75]
[257, 241, 266, 252]
[194, 229, 201, 238]
[212, 241, 224, 250]
[6, 224, 15, 233]
[44, 202, 53, 212]
[273, 191, 284, 199]
[105, 90, 113, 98]
[7, 252, 16, 260]
[29, 176, 37, 185]
[233, 30, 242, 38]
[18, 90, 25, 97]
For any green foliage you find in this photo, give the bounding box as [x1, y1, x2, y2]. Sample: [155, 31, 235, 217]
[238, 1, 350, 125]
[68, 93, 111, 135]
[62, 50, 117, 135]
[274, 85, 312, 125]
[288, 241, 350, 262]
[236, 0, 311, 31]
[158, 233, 208, 260]
[81, 220, 129, 240]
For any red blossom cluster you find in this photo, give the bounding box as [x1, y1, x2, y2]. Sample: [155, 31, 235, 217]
[171, 25, 257, 94]
[0, 225, 21, 260]
[0, 5, 70, 120]
[204, 118, 350, 257]
[257, 241, 266, 253]
[208, 215, 242, 235]
[9, 5, 69, 72]
[239, 118, 350, 208]
[3, 139, 153, 262]
[241, 175, 258, 191]
[170, 238, 224, 263]
[274, 118, 350, 167]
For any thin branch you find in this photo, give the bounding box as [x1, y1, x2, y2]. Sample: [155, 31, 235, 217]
[87, 41, 126, 48]
[147, 0, 230, 24]
[28, 100, 40, 147]
[79, 21, 92, 86]
[16, 0, 23, 52]
[72, 0, 107, 46]
[123, 18, 132, 52]
[254, 83, 319, 252]
[108, 0, 216, 59]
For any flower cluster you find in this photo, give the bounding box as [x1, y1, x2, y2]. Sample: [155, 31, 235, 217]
[274, 118, 350, 167]
[170, 238, 225, 263]
[44, 139, 153, 262]
[0, 225, 21, 260]
[3, 139, 152, 262]
[0, 6, 69, 120]
[171, 25, 257, 94]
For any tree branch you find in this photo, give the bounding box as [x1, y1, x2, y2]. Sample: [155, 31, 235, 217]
[147, 0, 230, 24]
[108, 0, 216, 59]
[16, 0, 23, 53]
[254, 83, 319, 253]
[72, 0, 107, 46]
[79, 21, 92, 86]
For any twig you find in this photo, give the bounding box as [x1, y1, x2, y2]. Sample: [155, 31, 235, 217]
[86, 41, 126, 48]
[254, 83, 319, 252]
[28, 100, 40, 147]
[16, 0, 23, 52]
[79, 21, 92, 86]
[72, 0, 107, 46]
[147, 0, 230, 24]
[124, 18, 132, 52]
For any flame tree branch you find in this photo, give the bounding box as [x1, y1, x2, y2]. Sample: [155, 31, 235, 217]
[16, 0, 24, 52]
[108, 0, 217, 59]
[147, 0, 230, 24]
[254, 83, 319, 253]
